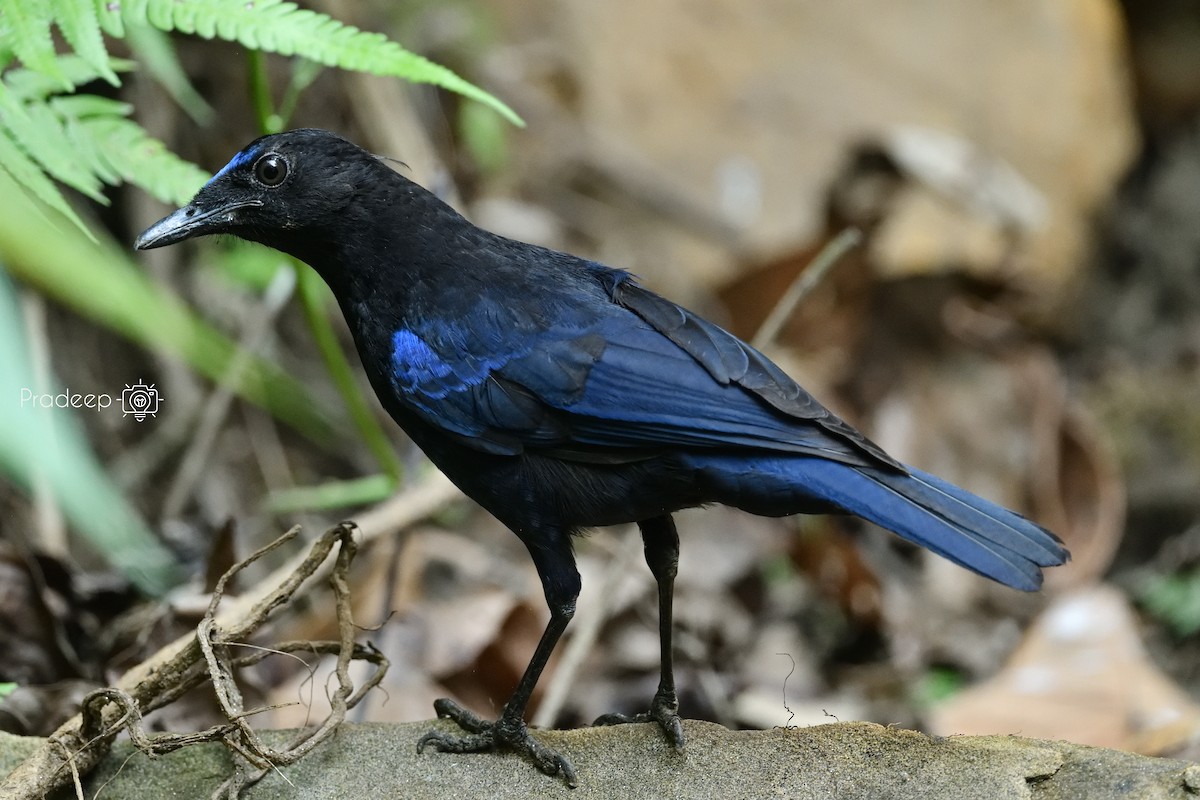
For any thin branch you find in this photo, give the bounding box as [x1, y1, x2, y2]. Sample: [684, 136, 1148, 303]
[0, 518, 397, 800]
[751, 227, 862, 350]
[160, 265, 296, 521]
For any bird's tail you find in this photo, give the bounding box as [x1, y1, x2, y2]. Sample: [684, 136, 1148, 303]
[687, 456, 1068, 590]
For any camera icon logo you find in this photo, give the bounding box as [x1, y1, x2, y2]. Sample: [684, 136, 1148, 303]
[121, 380, 161, 422]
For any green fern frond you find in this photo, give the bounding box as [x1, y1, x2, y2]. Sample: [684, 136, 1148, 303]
[107, 0, 522, 125]
[49, 0, 119, 85]
[3, 55, 134, 100]
[0, 0, 520, 239]
[0, 57, 138, 236]
[0, 0, 68, 86]
[0, 127, 86, 231]
[55, 95, 209, 204]
[0, 0, 117, 85]
[0, 82, 106, 201]
[0, 56, 206, 233]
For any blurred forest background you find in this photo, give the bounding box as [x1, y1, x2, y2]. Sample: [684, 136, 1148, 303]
[2, 0, 1199, 767]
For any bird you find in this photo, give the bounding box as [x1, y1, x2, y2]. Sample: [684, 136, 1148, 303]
[136, 128, 1068, 786]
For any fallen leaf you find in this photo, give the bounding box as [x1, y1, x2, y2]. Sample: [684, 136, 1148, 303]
[928, 585, 1200, 754]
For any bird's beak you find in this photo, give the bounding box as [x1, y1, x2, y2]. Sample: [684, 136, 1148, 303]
[134, 200, 262, 250]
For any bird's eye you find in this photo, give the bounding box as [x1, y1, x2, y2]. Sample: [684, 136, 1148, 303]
[254, 154, 288, 187]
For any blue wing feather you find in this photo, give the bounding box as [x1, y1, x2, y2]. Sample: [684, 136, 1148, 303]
[385, 270, 886, 467]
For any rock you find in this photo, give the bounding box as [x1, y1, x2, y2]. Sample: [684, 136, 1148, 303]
[490, 0, 1137, 299]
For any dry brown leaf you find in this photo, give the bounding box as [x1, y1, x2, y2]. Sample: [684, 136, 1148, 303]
[390, 527, 541, 676]
[442, 602, 552, 718]
[928, 585, 1200, 754]
[1015, 351, 1126, 588]
[867, 338, 1124, 593]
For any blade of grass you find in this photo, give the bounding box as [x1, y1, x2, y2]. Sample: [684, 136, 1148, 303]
[295, 264, 403, 481]
[124, 23, 215, 124]
[0, 265, 181, 594]
[0, 169, 339, 446]
[245, 50, 402, 482]
[267, 473, 396, 513]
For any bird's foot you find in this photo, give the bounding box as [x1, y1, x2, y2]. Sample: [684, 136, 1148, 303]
[417, 697, 578, 787]
[592, 689, 685, 749]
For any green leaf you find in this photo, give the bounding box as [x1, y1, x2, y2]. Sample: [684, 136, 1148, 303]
[0, 0, 68, 86]
[3, 56, 133, 100]
[57, 101, 210, 204]
[49, 0, 119, 85]
[108, 0, 522, 125]
[759, 553, 797, 587]
[0, 266, 181, 594]
[0, 82, 107, 202]
[1141, 569, 1200, 637]
[0, 61, 206, 237]
[0, 125, 88, 234]
[911, 667, 966, 709]
[207, 239, 291, 293]
[58, 107, 121, 185]
[93, 0, 123, 37]
[267, 474, 397, 513]
[0, 167, 339, 446]
[460, 101, 509, 175]
[124, 22, 214, 123]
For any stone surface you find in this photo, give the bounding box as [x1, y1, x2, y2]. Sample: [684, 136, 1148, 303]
[3, 720, 1197, 800]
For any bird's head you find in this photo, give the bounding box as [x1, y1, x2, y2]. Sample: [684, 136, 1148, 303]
[135, 128, 387, 253]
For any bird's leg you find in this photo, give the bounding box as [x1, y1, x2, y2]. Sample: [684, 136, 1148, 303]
[418, 528, 581, 787]
[593, 515, 685, 748]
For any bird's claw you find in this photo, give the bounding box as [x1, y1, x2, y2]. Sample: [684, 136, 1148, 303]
[593, 690, 685, 749]
[429, 696, 490, 732]
[418, 698, 579, 788]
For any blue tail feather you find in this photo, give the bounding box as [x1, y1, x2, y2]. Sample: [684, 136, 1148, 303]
[687, 455, 1068, 591]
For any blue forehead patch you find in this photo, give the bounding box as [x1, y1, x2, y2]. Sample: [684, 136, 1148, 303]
[205, 146, 257, 186]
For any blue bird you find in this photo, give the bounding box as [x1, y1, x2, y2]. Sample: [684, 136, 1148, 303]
[137, 129, 1067, 786]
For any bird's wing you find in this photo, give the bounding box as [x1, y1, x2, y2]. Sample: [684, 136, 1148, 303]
[388, 270, 897, 469]
[605, 275, 898, 467]
[385, 316, 600, 457]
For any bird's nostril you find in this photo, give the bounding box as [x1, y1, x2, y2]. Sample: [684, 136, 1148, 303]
[185, 207, 196, 218]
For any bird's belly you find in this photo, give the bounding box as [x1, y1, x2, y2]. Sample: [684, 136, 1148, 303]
[378, 403, 701, 531]
[423, 442, 700, 532]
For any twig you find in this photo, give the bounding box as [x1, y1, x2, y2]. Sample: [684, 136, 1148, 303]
[209, 526, 386, 797]
[18, 290, 68, 555]
[1, 471, 458, 798]
[0, 520, 391, 800]
[160, 265, 296, 521]
[777, 652, 797, 729]
[750, 227, 862, 350]
[46, 738, 83, 800]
